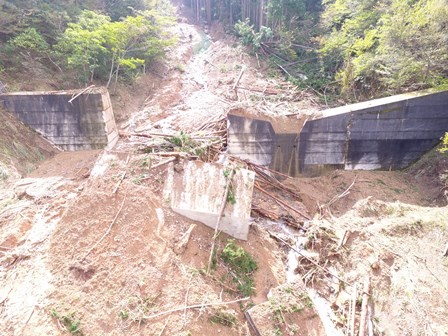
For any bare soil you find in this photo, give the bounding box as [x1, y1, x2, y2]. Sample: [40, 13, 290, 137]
[1, 3, 447, 336]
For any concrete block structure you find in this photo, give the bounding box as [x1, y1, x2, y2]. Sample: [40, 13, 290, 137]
[0, 87, 118, 151]
[164, 161, 255, 240]
[228, 89, 448, 176]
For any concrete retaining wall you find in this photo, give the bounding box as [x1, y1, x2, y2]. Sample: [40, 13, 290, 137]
[0, 88, 118, 151]
[228, 90, 448, 176]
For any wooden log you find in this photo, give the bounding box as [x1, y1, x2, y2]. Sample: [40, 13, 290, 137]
[244, 311, 262, 336]
[358, 278, 371, 336]
[68, 85, 95, 103]
[232, 66, 246, 91]
[236, 86, 284, 95]
[119, 131, 174, 138]
[141, 297, 249, 320]
[443, 243, 448, 257]
[254, 184, 310, 220]
[337, 230, 350, 251]
[350, 283, 357, 336]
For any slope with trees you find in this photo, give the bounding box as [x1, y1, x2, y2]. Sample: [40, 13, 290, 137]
[0, 0, 175, 89]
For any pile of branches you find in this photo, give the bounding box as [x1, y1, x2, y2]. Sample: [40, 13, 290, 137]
[119, 113, 227, 162]
[229, 157, 310, 230]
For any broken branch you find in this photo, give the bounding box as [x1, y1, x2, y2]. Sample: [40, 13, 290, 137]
[232, 66, 246, 91]
[150, 157, 177, 170]
[112, 155, 130, 194]
[207, 168, 235, 274]
[142, 297, 249, 320]
[68, 85, 95, 103]
[244, 311, 262, 336]
[269, 232, 352, 286]
[254, 184, 310, 220]
[349, 283, 357, 336]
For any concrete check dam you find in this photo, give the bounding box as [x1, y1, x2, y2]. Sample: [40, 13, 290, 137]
[1, 88, 447, 177]
[0, 87, 118, 151]
[228, 89, 448, 176]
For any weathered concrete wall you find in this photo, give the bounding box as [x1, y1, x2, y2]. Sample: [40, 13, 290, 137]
[228, 90, 448, 176]
[164, 161, 255, 240]
[0, 88, 118, 151]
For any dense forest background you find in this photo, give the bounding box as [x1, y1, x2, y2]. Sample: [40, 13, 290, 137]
[0, 0, 447, 101]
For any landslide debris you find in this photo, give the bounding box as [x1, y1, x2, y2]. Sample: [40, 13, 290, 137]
[0, 106, 59, 183]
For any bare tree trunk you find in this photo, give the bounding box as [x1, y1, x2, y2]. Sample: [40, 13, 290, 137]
[206, 0, 212, 23]
[106, 53, 115, 89]
[229, 1, 232, 26]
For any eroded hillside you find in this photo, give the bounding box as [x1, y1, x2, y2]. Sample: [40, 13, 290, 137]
[1, 3, 448, 336]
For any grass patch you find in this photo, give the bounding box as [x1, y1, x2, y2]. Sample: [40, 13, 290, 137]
[220, 239, 258, 297]
[209, 310, 237, 327]
[50, 309, 84, 336]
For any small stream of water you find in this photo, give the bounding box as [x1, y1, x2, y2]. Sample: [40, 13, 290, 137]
[259, 218, 344, 336]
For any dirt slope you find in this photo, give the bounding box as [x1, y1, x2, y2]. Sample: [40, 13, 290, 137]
[0, 106, 59, 183]
[1, 2, 448, 336]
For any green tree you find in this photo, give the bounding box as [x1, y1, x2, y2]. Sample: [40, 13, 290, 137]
[8, 27, 49, 52]
[104, 0, 146, 21]
[55, 10, 110, 83]
[320, 0, 448, 100]
[55, 8, 175, 85]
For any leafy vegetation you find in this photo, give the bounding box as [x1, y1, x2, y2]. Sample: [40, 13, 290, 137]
[440, 133, 448, 154]
[0, 0, 175, 88]
[320, 0, 448, 100]
[50, 309, 84, 336]
[185, 0, 447, 101]
[209, 309, 237, 326]
[220, 239, 258, 296]
[223, 168, 237, 205]
[0, 0, 446, 101]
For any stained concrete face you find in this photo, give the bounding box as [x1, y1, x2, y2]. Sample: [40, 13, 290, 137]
[0, 88, 118, 151]
[227, 112, 306, 177]
[228, 89, 448, 176]
[164, 161, 255, 240]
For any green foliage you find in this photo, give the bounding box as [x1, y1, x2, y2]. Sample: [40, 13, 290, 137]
[105, 0, 146, 21]
[221, 240, 257, 274]
[440, 133, 448, 154]
[234, 19, 273, 49]
[55, 8, 175, 84]
[55, 10, 109, 81]
[220, 239, 258, 296]
[209, 310, 237, 326]
[223, 169, 237, 205]
[8, 28, 49, 52]
[169, 131, 203, 156]
[320, 0, 448, 100]
[50, 309, 84, 336]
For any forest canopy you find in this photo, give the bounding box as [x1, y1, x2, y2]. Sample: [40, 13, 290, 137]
[0, 0, 447, 100]
[0, 0, 175, 87]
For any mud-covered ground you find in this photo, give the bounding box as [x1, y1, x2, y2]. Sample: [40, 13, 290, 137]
[1, 2, 448, 336]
